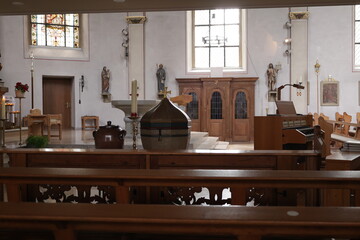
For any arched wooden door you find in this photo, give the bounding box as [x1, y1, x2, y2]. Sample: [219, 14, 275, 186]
[207, 91, 225, 140]
[232, 90, 250, 141]
[185, 91, 201, 132]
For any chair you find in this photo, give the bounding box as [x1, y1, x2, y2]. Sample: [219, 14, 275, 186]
[334, 112, 344, 134]
[355, 112, 360, 139]
[312, 112, 319, 126]
[342, 112, 352, 136]
[28, 109, 46, 136]
[47, 114, 62, 140]
[320, 113, 329, 121]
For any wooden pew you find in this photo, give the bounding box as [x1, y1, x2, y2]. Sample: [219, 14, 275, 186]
[1, 202, 360, 240]
[1, 148, 323, 205]
[2, 167, 360, 206]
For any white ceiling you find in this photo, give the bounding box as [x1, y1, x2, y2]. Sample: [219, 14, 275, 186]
[1, 0, 360, 15]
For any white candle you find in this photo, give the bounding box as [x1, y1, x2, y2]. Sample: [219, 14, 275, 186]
[1, 96, 6, 120]
[131, 80, 138, 116]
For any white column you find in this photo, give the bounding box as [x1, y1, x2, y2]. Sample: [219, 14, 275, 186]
[290, 9, 309, 114]
[127, 14, 146, 100]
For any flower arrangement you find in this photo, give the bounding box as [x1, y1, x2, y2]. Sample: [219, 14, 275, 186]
[15, 82, 29, 93]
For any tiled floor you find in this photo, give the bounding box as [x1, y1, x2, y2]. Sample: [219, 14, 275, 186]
[2, 128, 254, 150]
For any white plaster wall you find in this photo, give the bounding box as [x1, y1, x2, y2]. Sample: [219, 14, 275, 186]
[0, 6, 360, 130]
[308, 6, 360, 120]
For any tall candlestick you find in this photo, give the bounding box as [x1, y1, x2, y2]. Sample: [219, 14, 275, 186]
[131, 79, 138, 116]
[1, 96, 5, 120]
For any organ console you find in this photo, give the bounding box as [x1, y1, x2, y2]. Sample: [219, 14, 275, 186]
[254, 101, 314, 150]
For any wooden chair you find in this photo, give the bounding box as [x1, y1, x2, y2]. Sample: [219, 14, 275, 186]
[313, 112, 319, 126]
[334, 112, 344, 134]
[342, 112, 352, 137]
[320, 113, 329, 121]
[356, 113, 360, 139]
[27, 109, 46, 136]
[46, 114, 62, 140]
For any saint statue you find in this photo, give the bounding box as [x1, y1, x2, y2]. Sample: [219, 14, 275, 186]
[266, 63, 279, 91]
[101, 66, 110, 93]
[156, 64, 166, 94]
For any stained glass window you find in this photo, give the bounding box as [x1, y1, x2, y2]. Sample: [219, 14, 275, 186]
[210, 91, 222, 119]
[193, 9, 241, 69]
[235, 91, 247, 119]
[186, 92, 199, 119]
[31, 14, 80, 48]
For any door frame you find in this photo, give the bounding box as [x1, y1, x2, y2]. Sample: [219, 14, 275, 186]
[42, 75, 75, 128]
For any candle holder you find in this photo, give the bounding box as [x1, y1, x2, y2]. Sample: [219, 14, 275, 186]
[0, 118, 6, 147]
[128, 115, 140, 150]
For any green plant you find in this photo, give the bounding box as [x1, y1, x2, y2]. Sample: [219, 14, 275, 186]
[25, 135, 49, 148]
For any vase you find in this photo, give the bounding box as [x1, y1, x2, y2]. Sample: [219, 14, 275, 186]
[15, 89, 25, 98]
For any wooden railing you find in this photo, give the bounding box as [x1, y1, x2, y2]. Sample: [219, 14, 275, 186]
[1, 202, 360, 240]
[2, 167, 360, 206]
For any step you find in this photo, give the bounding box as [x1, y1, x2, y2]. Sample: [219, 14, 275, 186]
[189, 131, 209, 149]
[197, 136, 219, 150]
[214, 141, 229, 150]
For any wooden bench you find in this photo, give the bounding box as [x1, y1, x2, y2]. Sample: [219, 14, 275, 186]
[2, 167, 360, 206]
[1, 202, 360, 240]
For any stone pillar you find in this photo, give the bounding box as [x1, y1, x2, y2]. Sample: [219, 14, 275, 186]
[290, 9, 309, 114]
[126, 14, 146, 100]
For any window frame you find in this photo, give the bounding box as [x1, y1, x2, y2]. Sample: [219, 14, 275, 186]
[186, 9, 247, 74]
[30, 14, 80, 48]
[23, 14, 89, 61]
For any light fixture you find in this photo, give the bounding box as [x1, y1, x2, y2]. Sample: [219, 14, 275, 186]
[122, 28, 129, 57]
[202, 35, 227, 45]
[284, 38, 291, 44]
[79, 75, 85, 104]
[113, 0, 125, 2]
[277, 83, 304, 100]
[79, 75, 85, 92]
[314, 60, 320, 75]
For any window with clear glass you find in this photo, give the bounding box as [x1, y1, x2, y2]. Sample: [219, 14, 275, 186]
[31, 14, 80, 48]
[192, 9, 244, 69]
[235, 91, 247, 119]
[186, 92, 199, 119]
[210, 91, 222, 119]
[355, 6, 360, 68]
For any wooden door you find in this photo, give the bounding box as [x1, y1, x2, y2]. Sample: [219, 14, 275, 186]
[206, 91, 225, 141]
[184, 90, 201, 132]
[232, 90, 250, 141]
[43, 77, 73, 129]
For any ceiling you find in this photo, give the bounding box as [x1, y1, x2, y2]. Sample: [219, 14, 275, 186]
[1, 0, 360, 15]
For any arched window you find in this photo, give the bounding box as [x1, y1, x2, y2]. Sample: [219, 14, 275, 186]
[235, 91, 247, 119]
[211, 91, 222, 119]
[186, 92, 199, 119]
[31, 14, 80, 48]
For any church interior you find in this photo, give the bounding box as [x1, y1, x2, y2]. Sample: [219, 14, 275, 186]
[1, 0, 360, 239]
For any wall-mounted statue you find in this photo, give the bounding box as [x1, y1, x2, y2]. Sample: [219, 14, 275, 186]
[266, 63, 279, 91]
[101, 66, 110, 94]
[156, 64, 166, 96]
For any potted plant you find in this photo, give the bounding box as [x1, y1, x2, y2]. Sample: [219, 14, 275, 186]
[15, 82, 29, 98]
[25, 135, 49, 148]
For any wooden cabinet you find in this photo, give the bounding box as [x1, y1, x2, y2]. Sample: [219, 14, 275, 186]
[177, 77, 257, 141]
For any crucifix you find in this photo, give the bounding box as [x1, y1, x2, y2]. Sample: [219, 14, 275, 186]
[159, 87, 171, 99]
